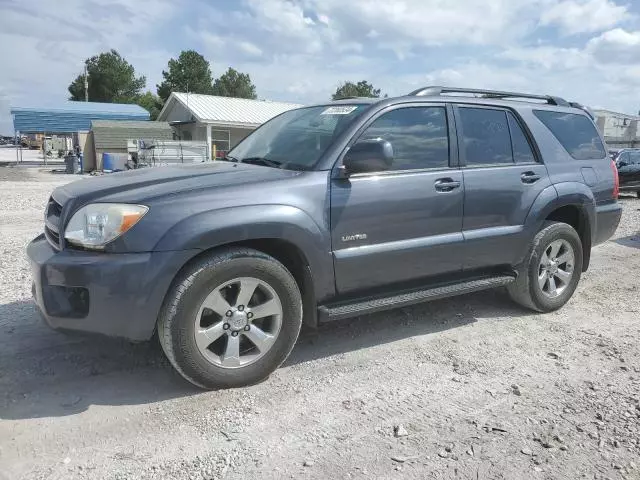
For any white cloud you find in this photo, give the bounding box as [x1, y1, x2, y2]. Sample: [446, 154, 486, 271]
[0, 0, 176, 133]
[539, 0, 630, 34]
[500, 46, 590, 69]
[317, 14, 330, 26]
[415, 60, 640, 114]
[302, 0, 543, 49]
[586, 28, 640, 63]
[237, 41, 263, 57]
[2, 0, 640, 134]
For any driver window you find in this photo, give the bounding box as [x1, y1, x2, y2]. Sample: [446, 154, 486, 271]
[359, 107, 449, 171]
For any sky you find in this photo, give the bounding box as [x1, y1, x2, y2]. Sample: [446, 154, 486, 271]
[2, 0, 640, 135]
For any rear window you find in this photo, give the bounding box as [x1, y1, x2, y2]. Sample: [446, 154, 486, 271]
[534, 110, 606, 160]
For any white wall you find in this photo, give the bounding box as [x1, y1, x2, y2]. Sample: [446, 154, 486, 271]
[229, 127, 252, 147]
[595, 111, 640, 140]
[163, 101, 194, 123]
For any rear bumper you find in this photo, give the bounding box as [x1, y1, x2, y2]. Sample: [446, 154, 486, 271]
[593, 202, 622, 246]
[27, 235, 197, 341]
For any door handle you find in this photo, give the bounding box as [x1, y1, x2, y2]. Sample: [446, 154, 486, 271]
[521, 171, 541, 184]
[434, 178, 461, 192]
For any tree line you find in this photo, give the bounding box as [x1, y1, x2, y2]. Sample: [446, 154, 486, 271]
[68, 49, 384, 120]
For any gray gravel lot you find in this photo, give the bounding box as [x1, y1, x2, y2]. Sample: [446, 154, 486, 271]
[1, 166, 639, 480]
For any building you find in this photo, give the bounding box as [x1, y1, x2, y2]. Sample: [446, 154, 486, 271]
[593, 109, 640, 149]
[11, 101, 150, 165]
[157, 93, 302, 160]
[89, 120, 173, 170]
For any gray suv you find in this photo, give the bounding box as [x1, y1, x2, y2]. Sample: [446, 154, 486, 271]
[27, 86, 622, 389]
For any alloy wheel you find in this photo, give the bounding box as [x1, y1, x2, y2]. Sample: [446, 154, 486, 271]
[193, 277, 283, 368]
[538, 239, 575, 298]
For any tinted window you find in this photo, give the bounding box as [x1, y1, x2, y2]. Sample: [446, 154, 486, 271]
[507, 112, 536, 163]
[459, 108, 512, 166]
[534, 110, 606, 160]
[628, 151, 640, 164]
[361, 107, 449, 170]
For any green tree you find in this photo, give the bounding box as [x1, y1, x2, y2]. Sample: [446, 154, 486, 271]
[331, 80, 383, 100]
[212, 67, 257, 99]
[137, 91, 162, 120]
[68, 50, 146, 103]
[156, 50, 215, 103]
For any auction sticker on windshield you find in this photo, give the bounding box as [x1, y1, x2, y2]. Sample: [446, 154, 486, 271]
[321, 106, 358, 115]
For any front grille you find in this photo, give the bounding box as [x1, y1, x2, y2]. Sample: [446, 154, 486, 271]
[44, 197, 63, 249]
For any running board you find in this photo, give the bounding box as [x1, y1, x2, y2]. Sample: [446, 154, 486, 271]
[318, 275, 516, 323]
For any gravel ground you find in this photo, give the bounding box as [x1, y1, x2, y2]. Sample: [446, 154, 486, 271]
[1, 166, 639, 480]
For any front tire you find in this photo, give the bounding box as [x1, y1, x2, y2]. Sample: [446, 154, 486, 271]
[158, 248, 302, 389]
[508, 222, 583, 312]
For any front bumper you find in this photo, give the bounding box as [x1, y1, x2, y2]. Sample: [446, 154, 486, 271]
[27, 234, 197, 341]
[593, 202, 623, 246]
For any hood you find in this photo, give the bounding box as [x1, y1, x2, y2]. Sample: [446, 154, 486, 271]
[53, 162, 300, 206]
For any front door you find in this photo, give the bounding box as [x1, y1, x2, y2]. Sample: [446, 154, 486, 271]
[330, 104, 464, 294]
[453, 105, 551, 269]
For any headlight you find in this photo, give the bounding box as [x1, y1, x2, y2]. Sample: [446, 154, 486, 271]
[64, 203, 148, 249]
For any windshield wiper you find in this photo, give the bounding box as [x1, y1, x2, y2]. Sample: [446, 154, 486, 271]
[240, 157, 283, 168]
[220, 155, 238, 162]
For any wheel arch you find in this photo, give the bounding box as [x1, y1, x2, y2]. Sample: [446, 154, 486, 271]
[525, 183, 595, 272]
[170, 239, 319, 329]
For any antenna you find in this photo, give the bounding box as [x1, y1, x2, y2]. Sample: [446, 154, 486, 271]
[84, 65, 89, 102]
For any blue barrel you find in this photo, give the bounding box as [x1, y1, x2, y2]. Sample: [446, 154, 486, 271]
[102, 153, 114, 171]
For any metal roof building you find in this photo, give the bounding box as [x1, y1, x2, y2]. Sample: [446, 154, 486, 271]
[11, 101, 150, 133]
[157, 92, 302, 160]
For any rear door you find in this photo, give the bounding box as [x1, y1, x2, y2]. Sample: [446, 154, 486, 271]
[330, 104, 464, 294]
[454, 105, 551, 270]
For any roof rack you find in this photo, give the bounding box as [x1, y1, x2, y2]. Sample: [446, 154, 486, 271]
[568, 101, 595, 119]
[407, 86, 570, 107]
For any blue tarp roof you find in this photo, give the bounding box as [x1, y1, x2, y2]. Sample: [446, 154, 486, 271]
[11, 101, 150, 133]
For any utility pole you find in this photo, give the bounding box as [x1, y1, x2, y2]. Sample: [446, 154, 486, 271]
[84, 64, 89, 102]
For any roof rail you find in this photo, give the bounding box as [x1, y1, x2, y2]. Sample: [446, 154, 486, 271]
[568, 101, 595, 120]
[407, 86, 570, 107]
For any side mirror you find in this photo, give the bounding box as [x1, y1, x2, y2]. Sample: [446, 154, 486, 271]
[342, 138, 393, 175]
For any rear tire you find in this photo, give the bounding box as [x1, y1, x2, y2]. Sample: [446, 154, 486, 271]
[158, 247, 302, 389]
[508, 222, 583, 313]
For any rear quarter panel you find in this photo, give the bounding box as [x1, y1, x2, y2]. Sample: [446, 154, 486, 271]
[518, 107, 615, 205]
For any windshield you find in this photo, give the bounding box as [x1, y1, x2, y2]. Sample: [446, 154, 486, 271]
[227, 104, 369, 170]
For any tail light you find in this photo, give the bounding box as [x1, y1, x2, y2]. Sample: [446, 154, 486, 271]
[610, 159, 619, 199]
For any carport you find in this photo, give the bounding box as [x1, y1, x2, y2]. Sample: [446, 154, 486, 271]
[10, 101, 150, 164]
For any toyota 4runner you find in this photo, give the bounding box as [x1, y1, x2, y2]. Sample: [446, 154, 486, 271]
[27, 86, 622, 389]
